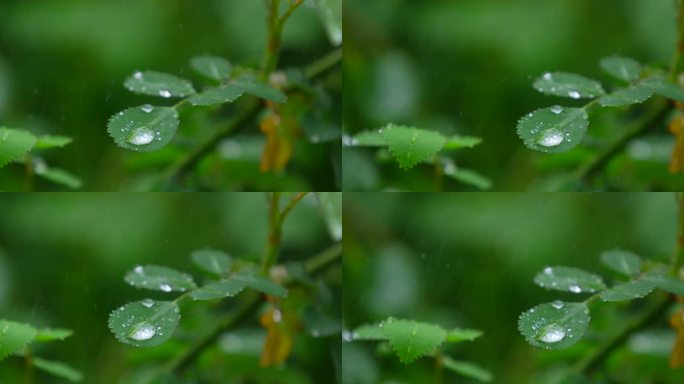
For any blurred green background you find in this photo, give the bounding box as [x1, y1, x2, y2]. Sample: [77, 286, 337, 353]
[0, 193, 340, 383]
[343, 192, 684, 383]
[0, 0, 341, 191]
[343, 0, 684, 191]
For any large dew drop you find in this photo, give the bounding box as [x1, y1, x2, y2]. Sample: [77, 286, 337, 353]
[160, 284, 172, 292]
[538, 324, 566, 343]
[159, 89, 172, 98]
[537, 129, 564, 147]
[128, 322, 156, 341]
[127, 128, 155, 146]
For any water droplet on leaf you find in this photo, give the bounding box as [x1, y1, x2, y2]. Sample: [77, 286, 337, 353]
[128, 322, 156, 341]
[127, 128, 155, 146]
[160, 284, 172, 292]
[538, 324, 566, 343]
[537, 129, 564, 147]
[569, 284, 582, 293]
[551, 300, 564, 309]
[142, 299, 154, 308]
[159, 89, 172, 98]
[568, 90, 581, 99]
[550, 105, 563, 114]
[141, 104, 154, 113]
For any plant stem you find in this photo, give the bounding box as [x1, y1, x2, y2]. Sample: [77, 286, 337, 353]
[166, 291, 262, 374]
[304, 243, 342, 274]
[573, 101, 670, 184]
[261, 192, 308, 275]
[162, 49, 341, 183]
[261, 0, 304, 81]
[672, 192, 684, 276]
[671, 0, 684, 80]
[166, 242, 341, 374]
[574, 293, 671, 374]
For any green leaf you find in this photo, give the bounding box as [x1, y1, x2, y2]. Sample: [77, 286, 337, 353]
[351, 322, 388, 341]
[313, 0, 342, 46]
[350, 130, 385, 146]
[124, 71, 195, 98]
[35, 166, 83, 189]
[598, 85, 653, 107]
[382, 318, 447, 363]
[381, 125, 447, 169]
[191, 249, 232, 275]
[600, 249, 643, 277]
[534, 266, 606, 293]
[108, 300, 180, 347]
[33, 358, 82, 382]
[124, 265, 196, 292]
[35, 328, 73, 342]
[643, 272, 684, 296]
[190, 55, 232, 82]
[232, 76, 287, 103]
[518, 301, 590, 350]
[517, 107, 589, 153]
[233, 272, 287, 298]
[0, 127, 37, 168]
[443, 135, 482, 149]
[443, 165, 492, 190]
[0, 320, 37, 361]
[533, 72, 605, 99]
[188, 85, 245, 106]
[189, 280, 246, 301]
[599, 280, 655, 302]
[442, 357, 492, 382]
[599, 56, 642, 83]
[314, 192, 342, 241]
[107, 106, 179, 152]
[446, 328, 483, 342]
[643, 77, 684, 103]
[34, 135, 73, 149]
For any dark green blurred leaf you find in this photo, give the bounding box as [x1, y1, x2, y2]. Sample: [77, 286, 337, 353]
[190, 55, 232, 82]
[33, 357, 83, 382]
[599, 56, 642, 83]
[442, 356, 492, 382]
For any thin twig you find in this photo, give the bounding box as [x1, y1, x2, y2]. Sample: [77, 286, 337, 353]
[573, 102, 670, 184]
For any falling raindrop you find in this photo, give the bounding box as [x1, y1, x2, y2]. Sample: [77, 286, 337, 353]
[537, 129, 564, 147]
[538, 324, 566, 343]
[127, 128, 155, 146]
[128, 322, 156, 341]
